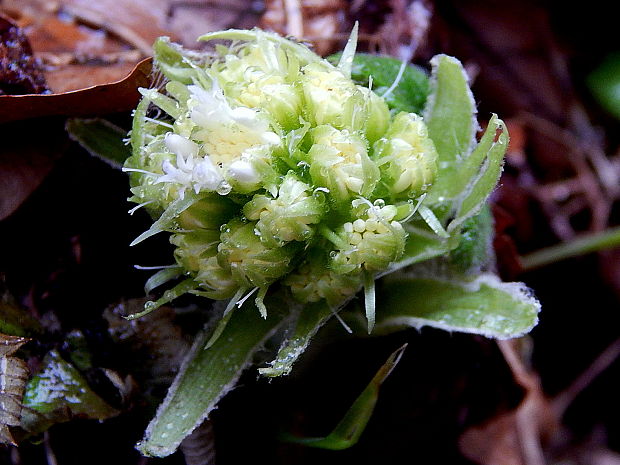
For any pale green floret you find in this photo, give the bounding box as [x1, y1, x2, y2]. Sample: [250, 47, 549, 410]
[194, 256, 238, 300]
[373, 112, 438, 200]
[285, 257, 361, 308]
[308, 125, 379, 203]
[301, 63, 366, 130]
[211, 42, 303, 131]
[243, 173, 325, 247]
[359, 86, 391, 144]
[176, 194, 237, 231]
[217, 219, 301, 289]
[171, 230, 220, 272]
[330, 203, 406, 274]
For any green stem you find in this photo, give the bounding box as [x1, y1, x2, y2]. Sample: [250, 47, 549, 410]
[520, 226, 620, 271]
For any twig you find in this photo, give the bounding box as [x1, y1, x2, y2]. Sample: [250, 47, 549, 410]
[552, 338, 620, 418]
[520, 226, 620, 271]
[498, 341, 547, 465]
[284, 0, 303, 39]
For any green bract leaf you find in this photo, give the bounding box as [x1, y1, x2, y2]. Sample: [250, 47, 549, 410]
[259, 301, 332, 377]
[447, 115, 507, 233]
[137, 298, 289, 457]
[66, 118, 131, 169]
[130, 193, 198, 246]
[424, 54, 478, 204]
[375, 273, 540, 339]
[198, 28, 322, 67]
[328, 53, 430, 114]
[281, 344, 406, 450]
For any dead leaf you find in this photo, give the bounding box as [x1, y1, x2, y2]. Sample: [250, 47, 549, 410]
[0, 118, 68, 220]
[459, 340, 558, 465]
[0, 57, 151, 124]
[0, 333, 29, 446]
[0, 13, 48, 95]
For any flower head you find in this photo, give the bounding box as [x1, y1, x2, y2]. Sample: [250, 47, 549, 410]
[126, 29, 441, 318]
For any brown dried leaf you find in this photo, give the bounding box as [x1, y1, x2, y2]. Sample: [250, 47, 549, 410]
[0, 57, 151, 124]
[0, 333, 29, 446]
[459, 340, 557, 465]
[60, 0, 175, 56]
[0, 118, 67, 220]
[0, 13, 48, 95]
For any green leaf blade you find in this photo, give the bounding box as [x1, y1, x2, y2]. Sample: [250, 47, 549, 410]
[447, 117, 508, 233]
[328, 53, 430, 114]
[376, 273, 540, 339]
[66, 118, 130, 169]
[282, 344, 407, 450]
[137, 299, 289, 457]
[425, 54, 478, 203]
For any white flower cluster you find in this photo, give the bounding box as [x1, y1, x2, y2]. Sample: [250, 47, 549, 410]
[125, 29, 439, 315]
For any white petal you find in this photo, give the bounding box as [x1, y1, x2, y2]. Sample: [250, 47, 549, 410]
[165, 134, 199, 161]
[228, 160, 259, 184]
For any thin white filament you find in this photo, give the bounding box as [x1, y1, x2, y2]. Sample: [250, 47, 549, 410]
[128, 201, 155, 215]
[380, 60, 407, 99]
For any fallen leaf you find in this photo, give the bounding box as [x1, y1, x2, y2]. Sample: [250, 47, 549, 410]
[0, 57, 151, 124]
[0, 13, 48, 95]
[0, 118, 67, 220]
[0, 333, 29, 446]
[459, 340, 557, 465]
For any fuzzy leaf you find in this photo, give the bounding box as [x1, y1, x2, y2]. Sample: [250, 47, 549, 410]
[281, 344, 406, 450]
[0, 333, 29, 446]
[66, 118, 131, 169]
[424, 55, 478, 203]
[137, 298, 289, 457]
[375, 273, 539, 339]
[447, 116, 508, 233]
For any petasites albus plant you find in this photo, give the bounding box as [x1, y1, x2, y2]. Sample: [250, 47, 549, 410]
[120, 26, 539, 457]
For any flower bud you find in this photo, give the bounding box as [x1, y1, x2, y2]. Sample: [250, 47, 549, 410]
[243, 173, 325, 246]
[330, 203, 406, 274]
[373, 112, 438, 200]
[177, 194, 237, 230]
[301, 63, 365, 130]
[217, 219, 300, 289]
[195, 256, 238, 300]
[285, 255, 360, 307]
[307, 125, 379, 203]
[171, 230, 220, 272]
